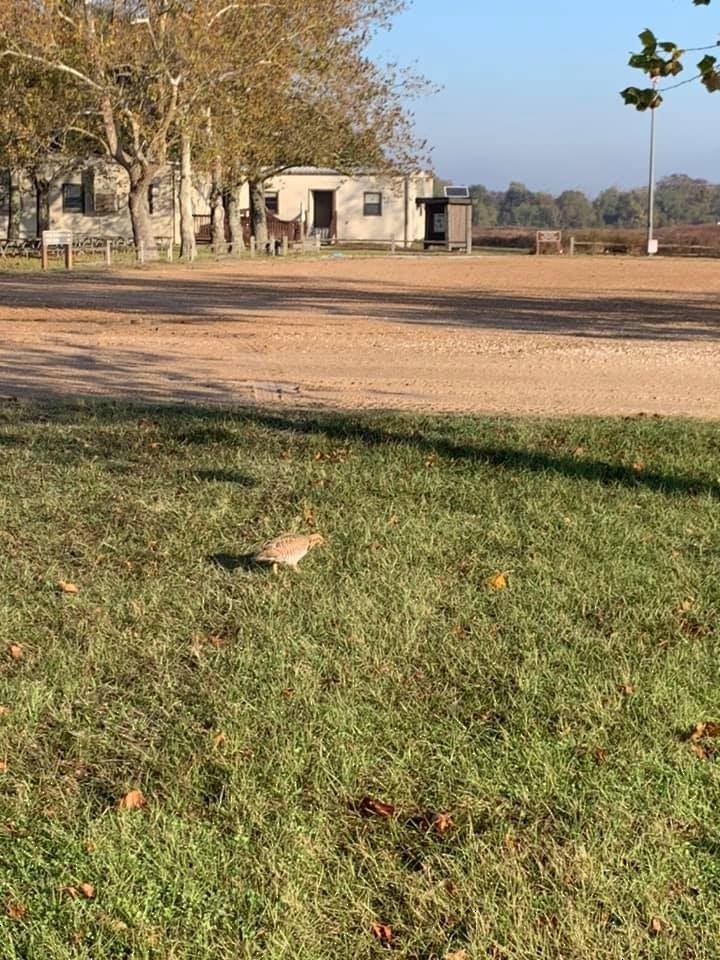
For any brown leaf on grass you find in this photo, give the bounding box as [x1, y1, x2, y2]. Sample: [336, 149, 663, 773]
[5, 899, 27, 919]
[425, 453, 439, 467]
[302, 505, 315, 528]
[0, 705, 10, 716]
[691, 743, 709, 760]
[486, 572, 507, 590]
[0, 761, 7, 773]
[445, 950, 467, 960]
[78, 883, 95, 899]
[633, 460, 646, 473]
[7, 644, 23, 660]
[371, 922, 393, 944]
[618, 681, 636, 696]
[62, 886, 79, 899]
[690, 722, 720, 742]
[58, 580, 79, 594]
[357, 796, 395, 819]
[433, 812, 454, 834]
[118, 789, 147, 811]
[648, 916, 664, 936]
[212, 731, 226, 746]
[594, 746, 609, 765]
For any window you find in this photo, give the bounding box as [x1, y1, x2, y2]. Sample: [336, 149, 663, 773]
[147, 181, 160, 215]
[62, 183, 84, 214]
[363, 191, 382, 216]
[265, 192, 279, 215]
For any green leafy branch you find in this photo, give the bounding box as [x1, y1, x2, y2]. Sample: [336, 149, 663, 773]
[621, 2, 720, 111]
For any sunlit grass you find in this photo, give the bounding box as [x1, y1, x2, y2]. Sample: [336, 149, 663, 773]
[0, 401, 718, 959]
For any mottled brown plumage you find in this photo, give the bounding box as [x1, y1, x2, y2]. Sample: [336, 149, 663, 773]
[254, 533, 325, 572]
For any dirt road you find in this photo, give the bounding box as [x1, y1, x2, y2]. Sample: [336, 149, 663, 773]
[0, 255, 718, 415]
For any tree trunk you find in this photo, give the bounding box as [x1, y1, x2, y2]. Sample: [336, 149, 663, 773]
[179, 132, 196, 261]
[7, 169, 22, 241]
[127, 168, 159, 261]
[223, 185, 244, 255]
[249, 179, 269, 248]
[34, 175, 51, 236]
[210, 159, 225, 256]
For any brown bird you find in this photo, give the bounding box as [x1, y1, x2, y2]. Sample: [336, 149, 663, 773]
[253, 533, 325, 573]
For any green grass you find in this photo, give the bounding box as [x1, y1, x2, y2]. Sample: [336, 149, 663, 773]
[1, 401, 719, 959]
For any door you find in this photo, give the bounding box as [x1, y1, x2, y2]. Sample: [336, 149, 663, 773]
[312, 190, 334, 231]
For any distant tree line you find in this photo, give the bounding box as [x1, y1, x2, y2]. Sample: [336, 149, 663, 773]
[464, 175, 720, 229]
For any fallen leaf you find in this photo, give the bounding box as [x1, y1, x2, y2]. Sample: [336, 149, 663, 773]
[5, 900, 27, 919]
[691, 743, 709, 760]
[679, 600, 693, 612]
[0, 706, 10, 716]
[212, 731, 226, 746]
[433, 812, 454, 834]
[0, 761, 7, 773]
[486, 572, 507, 590]
[371, 922, 393, 944]
[62, 886, 79, 899]
[618, 682, 636, 696]
[445, 951, 468, 960]
[58, 581, 79, 594]
[7, 644, 23, 660]
[425, 453, 438, 467]
[648, 916, 664, 936]
[594, 746, 608, 765]
[78, 883, 95, 899]
[633, 460, 646, 472]
[690, 722, 720, 742]
[118, 789, 147, 811]
[358, 796, 395, 819]
[302, 505, 315, 527]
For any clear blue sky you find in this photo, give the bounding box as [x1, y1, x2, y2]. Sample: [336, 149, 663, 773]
[371, 0, 719, 195]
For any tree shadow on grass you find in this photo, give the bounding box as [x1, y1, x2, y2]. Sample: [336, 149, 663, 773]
[245, 410, 720, 499]
[5, 398, 719, 499]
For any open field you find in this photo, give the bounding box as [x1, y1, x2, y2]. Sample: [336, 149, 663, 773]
[0, 255, 718, 416]
[1, 400, 719, 959]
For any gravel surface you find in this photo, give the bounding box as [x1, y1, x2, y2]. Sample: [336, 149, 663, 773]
[0, 254, 718, 415]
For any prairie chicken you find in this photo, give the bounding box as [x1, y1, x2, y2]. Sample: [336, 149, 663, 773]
[253, 533, 325, 573]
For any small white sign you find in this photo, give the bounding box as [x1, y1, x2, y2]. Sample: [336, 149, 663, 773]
[42, 230, 72, 247]
[647, 238, 658, 255]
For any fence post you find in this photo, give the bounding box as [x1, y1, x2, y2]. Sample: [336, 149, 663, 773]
[282, 236, 288, 257]
[138, 240, 145, 265]
[41, 242, 48, 271]
[315, 234, 321, 252]
[167, 241, 173, 262]
[391, 239, 396, 255]
[249, 236, 256, 257]
[105, 240, 112, 267]
[64, 242, 72, 271]
[569, 236, 575, 257]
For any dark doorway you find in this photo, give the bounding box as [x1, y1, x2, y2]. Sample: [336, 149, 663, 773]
[312, 191, 334, 230]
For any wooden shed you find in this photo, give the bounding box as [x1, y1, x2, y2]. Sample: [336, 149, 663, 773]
[415, 196, 472, 251]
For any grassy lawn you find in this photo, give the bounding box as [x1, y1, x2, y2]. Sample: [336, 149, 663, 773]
[0, 401, 719, 959]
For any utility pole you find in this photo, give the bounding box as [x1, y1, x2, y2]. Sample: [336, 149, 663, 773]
[646, 79, 659, 255]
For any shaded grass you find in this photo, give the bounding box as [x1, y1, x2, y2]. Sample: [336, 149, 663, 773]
[0, 400, 719, 959]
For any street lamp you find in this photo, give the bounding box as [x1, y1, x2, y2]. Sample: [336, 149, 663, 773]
[646, 78, 659, 255]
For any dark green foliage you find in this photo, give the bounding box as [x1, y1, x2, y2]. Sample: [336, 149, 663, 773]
[469, 175, 720, 230]
[623, 3, 720, 109]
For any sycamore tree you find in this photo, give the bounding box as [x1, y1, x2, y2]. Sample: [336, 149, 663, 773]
[210, 6, 430, 248]
[622, 0, 720, 110]
[0, 59, 81, 238]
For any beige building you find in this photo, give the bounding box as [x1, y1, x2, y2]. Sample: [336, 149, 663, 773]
[1, 163, 433, 246]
